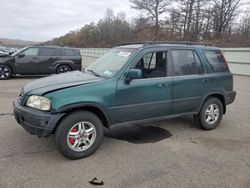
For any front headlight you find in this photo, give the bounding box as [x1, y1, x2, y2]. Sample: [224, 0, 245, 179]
[26, 95, 51, 111]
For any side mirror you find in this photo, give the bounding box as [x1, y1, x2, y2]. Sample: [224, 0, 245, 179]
[125, 69, 142, 82]
[18, 53, 25, 58]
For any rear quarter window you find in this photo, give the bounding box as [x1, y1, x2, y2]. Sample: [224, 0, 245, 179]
[204, 50, 229, 72]
[64, 49, 80, 56]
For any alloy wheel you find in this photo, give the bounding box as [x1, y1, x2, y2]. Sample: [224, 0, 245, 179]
[205, 104, 220, 125]
[67, 121, 96, 152]
[0, 66, 11, 79]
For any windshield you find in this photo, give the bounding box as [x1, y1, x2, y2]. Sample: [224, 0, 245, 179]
[86, 48, 135, 78]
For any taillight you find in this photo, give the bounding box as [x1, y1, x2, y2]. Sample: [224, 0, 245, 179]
[220, 51, 229, 69]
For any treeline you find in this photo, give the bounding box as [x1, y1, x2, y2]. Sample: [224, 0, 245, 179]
[48, 0, 250, 47]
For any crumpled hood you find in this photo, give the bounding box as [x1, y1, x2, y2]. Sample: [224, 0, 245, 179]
[23, 71, 105, 95]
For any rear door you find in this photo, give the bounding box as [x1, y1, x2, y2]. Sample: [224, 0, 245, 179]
[171, 48, 210, 114]
[15, 47, 40, 74]
[38, 47, 57, 74]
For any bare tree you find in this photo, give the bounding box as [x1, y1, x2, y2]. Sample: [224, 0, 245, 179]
[129, 0, 169, 37]
[212, 0, 241, 37]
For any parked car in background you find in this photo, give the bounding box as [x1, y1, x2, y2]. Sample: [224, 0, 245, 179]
[0, 51, 9, 57]
[13, 42, 236, 159]
[0, 45, 82, 79]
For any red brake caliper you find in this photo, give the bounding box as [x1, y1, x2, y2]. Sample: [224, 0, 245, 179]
[69, 128, 78, 145]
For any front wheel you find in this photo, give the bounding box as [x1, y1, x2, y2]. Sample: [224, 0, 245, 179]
[55, 111, 104, 159]
[0, 65, 12, 80]
[194, 98, 223, 130]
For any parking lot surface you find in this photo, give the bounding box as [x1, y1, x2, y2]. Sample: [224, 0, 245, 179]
[0, 75, 250, 188]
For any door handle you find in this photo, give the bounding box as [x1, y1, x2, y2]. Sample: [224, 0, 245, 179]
[202, 79, 209, 83]
[158, 83, 163, 88]
[158, 83, 168, 88]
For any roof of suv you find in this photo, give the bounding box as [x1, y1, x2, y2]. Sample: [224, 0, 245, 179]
[117, 42, 220, 50]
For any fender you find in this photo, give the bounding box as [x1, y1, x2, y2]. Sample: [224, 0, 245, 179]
[56, 102, 112, 127]
[53, 60, 76, 70]
[197, 91, 226, 114]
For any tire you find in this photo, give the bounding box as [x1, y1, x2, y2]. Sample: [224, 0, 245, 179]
[194, 97, 223, 130]
[56, 65, 72, 74]
[0, 65, 12, 80]
[55, 111, 104, 159]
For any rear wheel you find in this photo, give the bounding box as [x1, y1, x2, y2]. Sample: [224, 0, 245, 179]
[56, 65, 71, 74]
[194, 97, 223, 130]
[55, 111, 104, 159]
[0, 65, 12, 80]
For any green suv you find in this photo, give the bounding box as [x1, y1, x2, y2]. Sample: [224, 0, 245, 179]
[13, 42, 236, 159]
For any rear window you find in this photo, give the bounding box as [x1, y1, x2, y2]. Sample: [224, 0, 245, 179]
[39, 48, 54, 56]
[204, 50, 229, 72]
[64, 49, 80, 56]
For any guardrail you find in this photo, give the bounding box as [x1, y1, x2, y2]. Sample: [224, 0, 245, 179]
[222, 48, 250, 76]
[81, 48, 250, 76]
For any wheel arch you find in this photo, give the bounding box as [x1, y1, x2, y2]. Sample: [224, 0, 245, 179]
[53, 103, 112, 133]
[54, 61, 74, 72]
[199, 93, 226, 114]
[0, 63, 15, 74]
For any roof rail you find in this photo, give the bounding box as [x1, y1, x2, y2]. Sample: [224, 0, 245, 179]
[144, 41, 213, 46]
[118, 42, 146, 46]
[119, 41, 213, 47]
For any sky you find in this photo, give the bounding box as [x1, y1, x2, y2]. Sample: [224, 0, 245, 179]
[0, 0, 137, 42]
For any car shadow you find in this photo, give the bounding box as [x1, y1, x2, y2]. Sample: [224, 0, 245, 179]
[104, 124, 173, 144]
[104, 116, 196, 144]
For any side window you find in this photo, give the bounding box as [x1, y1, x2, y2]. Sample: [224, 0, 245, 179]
[143, 52, 156, 69]
[55, 48, 63, 56]
[23, 48, 39, 56]
[204, 50, 229, 72]
[75, 49, 81, 56]
[172, 50, 203, 76]
[39, 48, 54, 56]
[134, 51, 167, 79]
[64, 49, 76, 56]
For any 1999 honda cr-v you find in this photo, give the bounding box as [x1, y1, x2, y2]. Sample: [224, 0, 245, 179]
[13, 42, 236, 159]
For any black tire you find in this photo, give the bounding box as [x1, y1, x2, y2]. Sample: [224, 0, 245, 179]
[56, 65, 72, 74]
[194, 97, 223, 130]
[0, 65, 12, 80]
[55, 111, 104, 159]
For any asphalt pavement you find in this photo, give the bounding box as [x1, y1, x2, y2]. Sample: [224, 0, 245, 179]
[0, 75, 249, 188]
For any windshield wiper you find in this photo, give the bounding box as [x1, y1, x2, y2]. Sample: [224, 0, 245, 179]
[87, 69, 100, 77]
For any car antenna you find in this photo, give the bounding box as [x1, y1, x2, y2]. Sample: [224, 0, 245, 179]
[144, 29, 164, 46]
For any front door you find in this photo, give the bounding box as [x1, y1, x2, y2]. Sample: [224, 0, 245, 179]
[111, 49, 173, 124]
[15, 47, 41, 74]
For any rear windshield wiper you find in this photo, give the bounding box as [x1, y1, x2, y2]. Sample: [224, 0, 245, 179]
[87, 69, 100, 77]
